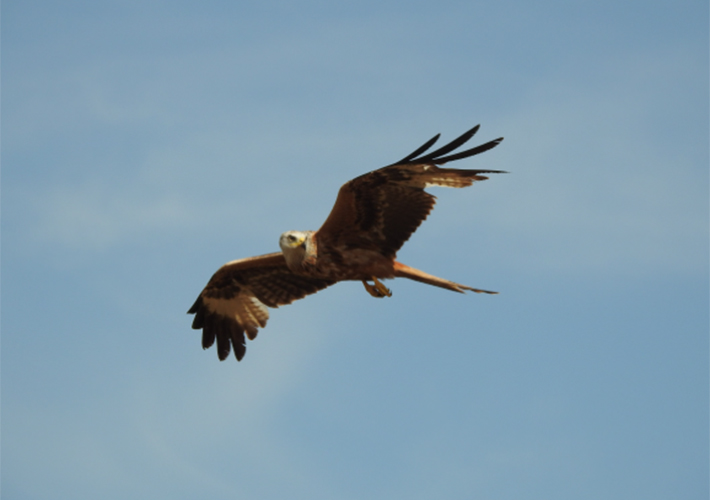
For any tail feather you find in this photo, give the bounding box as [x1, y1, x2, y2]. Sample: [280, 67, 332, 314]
[393, 261, 498, 294]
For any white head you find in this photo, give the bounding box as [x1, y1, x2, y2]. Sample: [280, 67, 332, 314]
[279, 230, 310, 269]
[279, 230, 308, 251]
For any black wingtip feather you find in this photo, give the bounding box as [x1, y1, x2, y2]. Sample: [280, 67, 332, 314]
[394, 133, 441, 165]
[212, 316, 231, 361]
[202, 325, 216, 349]
[192, 308, 205, 329]
[187, 296, 202, 314]
[391, 126, 502, 166]
[434, 137, 504, 164]
[232, 334, 247, 361]
[229, 322, 247, 361]
[413, 125, 481, 164]
[189, 297, 206, 329]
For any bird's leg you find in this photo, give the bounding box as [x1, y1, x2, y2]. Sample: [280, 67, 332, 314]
[372, 277, 392, 297]
[362, 280, 382, 297]
[362, 277, 392, 298]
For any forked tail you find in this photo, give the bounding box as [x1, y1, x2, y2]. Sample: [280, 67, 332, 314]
[393, 261, 498, 294]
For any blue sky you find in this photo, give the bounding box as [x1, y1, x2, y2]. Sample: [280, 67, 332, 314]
[3, 1, 708, 498]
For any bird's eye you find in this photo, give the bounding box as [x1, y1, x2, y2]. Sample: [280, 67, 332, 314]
[288, 235, 296, 241]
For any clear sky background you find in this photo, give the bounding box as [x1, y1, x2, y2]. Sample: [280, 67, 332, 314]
[3, 1, 708, 499]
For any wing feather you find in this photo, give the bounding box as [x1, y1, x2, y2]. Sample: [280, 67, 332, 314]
[405, 124, 481, 164]
[188, 252, 335, 361]
[433, 137, 504, 164]
[316, 126, 505, 258]
[393, 133, 441, 164]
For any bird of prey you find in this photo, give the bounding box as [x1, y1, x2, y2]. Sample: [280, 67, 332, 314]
[188, 125, 504, 361]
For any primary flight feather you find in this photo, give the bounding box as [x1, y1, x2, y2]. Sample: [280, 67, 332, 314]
[188, 125, 505, 361]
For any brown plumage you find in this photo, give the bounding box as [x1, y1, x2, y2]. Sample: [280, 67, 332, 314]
[188, 125, 505, 361]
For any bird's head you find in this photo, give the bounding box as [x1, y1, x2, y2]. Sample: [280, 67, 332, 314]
[279, 231, 311, 270]
[279, 230, 308, 251]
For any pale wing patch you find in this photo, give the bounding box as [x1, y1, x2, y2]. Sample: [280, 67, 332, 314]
[203, 293, 270, 340]
[423, 179, 472, 188]
[239, 296, 270, 340]
[422, 174, 488, 189]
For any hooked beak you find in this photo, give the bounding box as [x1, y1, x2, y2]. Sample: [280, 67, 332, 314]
[288, 234, 307, 248]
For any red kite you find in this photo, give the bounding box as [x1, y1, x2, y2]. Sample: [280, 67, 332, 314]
[189, 125, 504, 361]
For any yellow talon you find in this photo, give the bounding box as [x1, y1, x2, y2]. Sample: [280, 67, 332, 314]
[362, 277, 392, 298]
[362, 281, 381, 297]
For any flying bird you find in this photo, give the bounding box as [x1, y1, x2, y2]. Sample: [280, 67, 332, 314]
[188, 125, 505, 361]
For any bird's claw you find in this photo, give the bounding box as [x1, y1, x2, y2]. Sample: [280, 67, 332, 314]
[362, 277, 392, 298]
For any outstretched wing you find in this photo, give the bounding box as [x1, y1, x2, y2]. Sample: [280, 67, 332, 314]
[316, 125, 505, 258]
[188, 252, 336, 361]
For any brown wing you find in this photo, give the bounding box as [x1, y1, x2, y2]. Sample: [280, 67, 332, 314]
[316, 125, 505, 258]
[188, 252, 336, 361]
